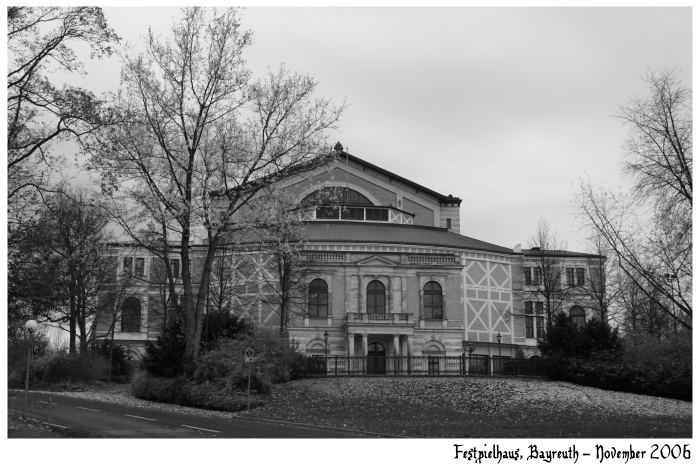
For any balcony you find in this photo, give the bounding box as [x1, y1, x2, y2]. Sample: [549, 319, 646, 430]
[345, 313, 411, 324]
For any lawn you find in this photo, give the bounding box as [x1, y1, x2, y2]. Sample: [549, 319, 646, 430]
[249, 377, 692, 438]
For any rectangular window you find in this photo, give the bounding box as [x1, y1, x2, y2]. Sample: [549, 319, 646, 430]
[365, 208, 388, 221]
[533, 267, 542, 285]
[535, 301, 544, 314]
[536, 316, 545, 337]
[340, 207, 364, 220]
[576, 268, 585, 286]
[123, 257, 133, 275]
[316, 206, 339, 219]
[524, 301, 533, 314]
[446, 218, 452, 230]
[523, 268, 532, 285]
[525, 316, 534, 338]
[170, 258, 180, 278]
[566, 268, 575, 286]
[134, 257, 145, 277]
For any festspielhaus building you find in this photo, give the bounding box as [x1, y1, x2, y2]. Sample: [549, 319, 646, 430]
[97, 146, 603, 370]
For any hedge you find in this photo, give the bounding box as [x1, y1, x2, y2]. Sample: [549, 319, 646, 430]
[130, 372, 266, 411]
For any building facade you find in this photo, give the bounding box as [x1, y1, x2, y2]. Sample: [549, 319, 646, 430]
[96, 149, 604, 364]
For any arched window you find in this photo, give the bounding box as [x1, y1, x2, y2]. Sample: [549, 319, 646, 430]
[423, 281, 443, 319]
[301, 187, 386, 221]
[569, 306, 586, 328]
[301, 187, 373, 207]
[121, 297, 141, 332]
[308, 279, 329, 318]
[367, 280, 386, 314]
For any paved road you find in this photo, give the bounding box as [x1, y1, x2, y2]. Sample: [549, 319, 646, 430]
[8, 391, 372, 438]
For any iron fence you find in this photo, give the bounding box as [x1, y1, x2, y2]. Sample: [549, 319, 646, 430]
[305, 355, 550, 378]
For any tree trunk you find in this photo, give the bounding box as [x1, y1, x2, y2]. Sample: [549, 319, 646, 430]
[69, 292, 77, 354]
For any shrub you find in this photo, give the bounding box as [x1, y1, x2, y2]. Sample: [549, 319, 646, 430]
[32, 352, 110, 386]
[92, 341, 133, 382]
[130, 372, 265, 411]
[130, 371, 184, 403]
[143, 320, 186, 377]
[200, 313, 254, 351]
[539, 313, 623, 359]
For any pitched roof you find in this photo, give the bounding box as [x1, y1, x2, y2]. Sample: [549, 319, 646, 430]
[300, 221, 513, 254]
[522, 248, 604, 259]
[340, 151, 462, 206]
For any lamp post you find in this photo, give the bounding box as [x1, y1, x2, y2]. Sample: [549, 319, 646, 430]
[496, 332, 502, 357]
[461, 339, 475, 375]
[23, 319, 38, 417]
[323, 331, 329, 358]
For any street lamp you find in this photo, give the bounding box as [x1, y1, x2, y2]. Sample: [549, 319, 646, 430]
[23, 319, 38, 416]
[496, 332, 502, 357]
[323, 331, 329, 358]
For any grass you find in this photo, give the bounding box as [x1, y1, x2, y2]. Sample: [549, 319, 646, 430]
[248, 377, 692, 438]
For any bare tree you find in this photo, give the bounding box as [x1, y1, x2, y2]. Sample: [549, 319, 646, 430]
[7, 7, 118, 203]
[10, 188, 113, 354]
[581, 232, 613, 321]
[578, 183, 691, 330]
[524, 220, 574, 332]
[87, 8, 342, 362]
[244, 191, 310, 337]
[620, 70, 692, 211]
[578, 70, 692, 332]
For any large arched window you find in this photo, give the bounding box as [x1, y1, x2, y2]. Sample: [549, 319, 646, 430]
[423, 281, 443, 319]
[121, 297, 141, 332]
[308, 279, 329, 318]
[569, 306, 586, 328]
[301, 187, 373, 207]
[366, 280, 386, 315]
[301, 187, 389, 221]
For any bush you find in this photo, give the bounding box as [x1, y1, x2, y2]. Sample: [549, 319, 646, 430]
[130, 372, 265, 411]
[143, 320, 186, 377]
[200, 313, 254, 351]
[130, 371, 184, 403]
[32, 352, 110, 387]
[542, 327, 691, 401]
[92, 341, 133, 382]
[539, 313, 623, 359]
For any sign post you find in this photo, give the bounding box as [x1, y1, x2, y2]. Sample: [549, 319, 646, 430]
[244, 347, 255, 411]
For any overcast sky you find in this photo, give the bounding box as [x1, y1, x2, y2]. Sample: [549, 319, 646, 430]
[66, 6, 691, 252]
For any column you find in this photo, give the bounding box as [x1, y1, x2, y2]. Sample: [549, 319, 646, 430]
[393, 334, 401, 375]
[361, 333, 368, 356]
[347, 333, 355, 357]
[407, 335, 413, 356]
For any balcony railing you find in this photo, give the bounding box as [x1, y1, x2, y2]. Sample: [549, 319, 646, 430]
[346, 313, 410, 324]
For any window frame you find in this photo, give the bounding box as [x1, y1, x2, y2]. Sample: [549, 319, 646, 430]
[525, 300, 545, 339]
[566, 267, 575, 286]
[120, 296, 142, 333]
[422, 281, 443, 319]
[570, 305, 586, 327]
[308, 279, 329, 318]
[366, 280, 386, 315]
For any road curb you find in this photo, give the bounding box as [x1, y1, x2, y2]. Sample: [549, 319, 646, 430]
[229, 413, 403, 438]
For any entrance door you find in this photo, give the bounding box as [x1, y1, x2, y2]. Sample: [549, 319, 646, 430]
[367, 342, 386, 374]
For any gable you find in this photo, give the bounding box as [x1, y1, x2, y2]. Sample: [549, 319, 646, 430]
[355, 255, 398, 266]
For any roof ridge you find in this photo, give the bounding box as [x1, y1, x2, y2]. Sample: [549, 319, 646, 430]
[341, 151, 462, 205]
